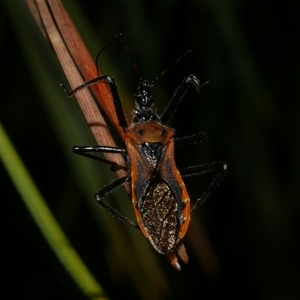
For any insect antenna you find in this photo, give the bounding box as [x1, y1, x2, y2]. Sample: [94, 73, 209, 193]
[150, 49, 192, 85]
[96, 33, 142, 81]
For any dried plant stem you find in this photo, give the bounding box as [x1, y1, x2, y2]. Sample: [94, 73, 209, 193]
[27, 0, 128, 182]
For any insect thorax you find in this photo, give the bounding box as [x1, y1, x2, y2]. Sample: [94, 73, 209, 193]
[138, 142, 165, 171]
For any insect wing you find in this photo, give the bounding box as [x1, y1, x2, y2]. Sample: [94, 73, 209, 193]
[126, 138, 191, 254]
[159, 138, 191, 242]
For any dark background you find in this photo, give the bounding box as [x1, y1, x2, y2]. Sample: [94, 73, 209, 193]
[1, 1, 299, 299]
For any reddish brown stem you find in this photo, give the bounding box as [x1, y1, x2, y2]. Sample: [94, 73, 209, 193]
[27, 0, 128, 184]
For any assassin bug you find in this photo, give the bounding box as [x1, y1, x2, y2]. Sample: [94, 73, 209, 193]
[61, 33, 228, 271]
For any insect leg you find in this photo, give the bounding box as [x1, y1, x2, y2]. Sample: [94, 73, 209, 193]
[105, 76, 128, 130]
[72, 145, 126, 170]
[161, 75, 209, 124]
[180, 161, 228, 211]
[175, 132, 208, 148]
[95, 176, 139, 228]
[74, 145, 137, 227]
[60, 75, 128, 130]
[60, 74, 111, 98]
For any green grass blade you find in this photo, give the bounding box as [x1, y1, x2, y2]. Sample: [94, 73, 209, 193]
[0, 123, 108, 300]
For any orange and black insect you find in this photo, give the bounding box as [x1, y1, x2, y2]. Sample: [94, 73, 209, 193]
[62, 34, 228, 270]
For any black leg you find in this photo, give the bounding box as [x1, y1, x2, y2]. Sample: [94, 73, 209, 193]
[175, 132, 208, 148]
[161, 75, 209, 124]
[73, 145, 126, 154]
[95, 176, 139, 228]
[105, 76, 128, 130]
[73, 144, 137, 227]
[60, 75, 110, 98]
[72, 145, 126, 169]
[60, 74, 128, 131]
[180, 161, 228, 211]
